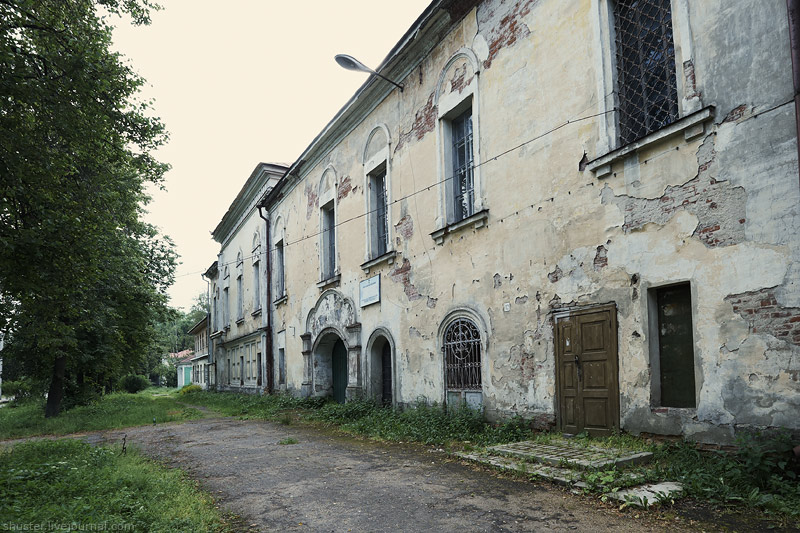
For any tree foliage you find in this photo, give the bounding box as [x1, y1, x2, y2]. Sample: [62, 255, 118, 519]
[0, 0, 176, 415]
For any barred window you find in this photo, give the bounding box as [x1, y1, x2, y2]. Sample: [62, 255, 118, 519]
[614, 0, 678, 145]
[444, 318, 482, 390]
[369, 168, 389, 258]
[451, 107, 475, 223]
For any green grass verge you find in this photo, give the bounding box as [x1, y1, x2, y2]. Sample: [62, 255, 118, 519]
[0, 439, 229, 531]
[0, 389, 203, 440]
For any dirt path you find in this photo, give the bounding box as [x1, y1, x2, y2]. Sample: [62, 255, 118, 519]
[60, 417, 716, 533]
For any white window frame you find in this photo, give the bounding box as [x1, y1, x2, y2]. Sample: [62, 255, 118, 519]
[273, 216, 286, 301]
[318, 166, 338, 283]
[592, 0, 702, 155]
[252, 233, 261, 312]
[362, 124, 394, 265]
[432, 48, 487, 244]
[235, 251, 244, 322]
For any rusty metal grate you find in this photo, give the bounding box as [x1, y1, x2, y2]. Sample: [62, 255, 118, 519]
[444, 318, 481, 390]
[614, 0, 678, 145]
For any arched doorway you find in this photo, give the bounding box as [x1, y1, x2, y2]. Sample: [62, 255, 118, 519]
[367, 333, 393, 406]
[331, 339, 347, 404]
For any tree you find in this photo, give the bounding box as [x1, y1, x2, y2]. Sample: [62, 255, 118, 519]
[0, 0, 176, 415]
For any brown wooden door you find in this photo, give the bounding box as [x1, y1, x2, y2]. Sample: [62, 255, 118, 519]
[555, 304, 619, 436]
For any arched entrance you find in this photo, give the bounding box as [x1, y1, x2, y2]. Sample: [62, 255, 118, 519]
[367, 330, 394, 406]
[302, 290, 362, 400]
[311, 330, 349, 403]
[332, 339, 347, 404]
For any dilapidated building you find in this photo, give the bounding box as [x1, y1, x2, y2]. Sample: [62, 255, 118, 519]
[208, 163, 287, 393]
[210, 0, 799, 443]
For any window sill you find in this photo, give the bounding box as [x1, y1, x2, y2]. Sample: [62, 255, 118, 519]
[274, 294, 288, 306]
[317, 274, 341, 291]
[210, 330, 224, 340]
[430, 209, 489, 245]
[360, 250, 398, 273]
[251, 308, 261, 318]
[651, 406, 697, 415]
[586, 106, 715, 179]
[235, 318, 245, 326]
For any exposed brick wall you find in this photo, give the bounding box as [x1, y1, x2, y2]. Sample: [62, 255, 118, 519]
[726, 289, 800, 345]
[336, 175, 352, 202]
[394, 214, 414, 240]
[390, 258, 423, 301]
[395, 93, 436, 153]
[477, 0, 534, 69]
[602, 175, 747, 247]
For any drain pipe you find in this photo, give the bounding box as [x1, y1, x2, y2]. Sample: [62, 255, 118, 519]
[258, 205, 273, 393]
[788, 0, 800, 186]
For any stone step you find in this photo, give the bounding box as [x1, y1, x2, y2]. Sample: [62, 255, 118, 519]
[486, 440, 653, 470]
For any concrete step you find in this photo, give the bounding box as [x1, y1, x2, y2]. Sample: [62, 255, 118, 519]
[486, 440, 653, 470]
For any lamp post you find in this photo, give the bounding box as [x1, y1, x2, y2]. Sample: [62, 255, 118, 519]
[335, 54, 404, 92]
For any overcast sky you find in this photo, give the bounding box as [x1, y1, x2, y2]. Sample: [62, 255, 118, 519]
[111, 0, 432, 310]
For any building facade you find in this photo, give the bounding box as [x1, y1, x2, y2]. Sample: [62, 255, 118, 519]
[189, 316, 210, 390]
[208, 163, 287, 394]
[213, 0, 799, 443]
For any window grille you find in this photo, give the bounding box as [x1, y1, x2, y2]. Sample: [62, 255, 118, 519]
[444, 318, 482, 390]
[373, 171, 388, 258]
[451, 108, 474, 223]
[614, 0, 678, 145]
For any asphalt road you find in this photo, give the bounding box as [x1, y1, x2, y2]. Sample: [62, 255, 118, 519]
[96, 416, 707, 533]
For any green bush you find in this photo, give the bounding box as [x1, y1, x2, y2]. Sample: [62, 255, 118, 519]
[179, 384, 202, 395]
[1, 379, 36, 400]
[117, 374, 150, 394]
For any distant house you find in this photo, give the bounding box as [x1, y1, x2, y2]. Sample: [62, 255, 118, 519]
[188, 316, 210, 390]
[172, 350, 194, 388]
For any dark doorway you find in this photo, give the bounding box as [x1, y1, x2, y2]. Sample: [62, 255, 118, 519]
[655, 284, 696, 407]
[555, 304, 619, 436]
[265, 351, 275, 393]
[239, 355, 244, 386]
[332, 339, 347, 404]
[381, 342, 392, 406]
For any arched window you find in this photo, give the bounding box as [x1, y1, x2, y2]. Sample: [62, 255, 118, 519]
[236, 252, 243, 321]
[252, 233, 261, 311]
[444, 318, 482, 390]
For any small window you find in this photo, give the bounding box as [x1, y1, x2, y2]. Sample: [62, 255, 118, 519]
[613, 0, 678, 145]
[321, 201, 336, 280]
[444, 318, 482, 391]
[651, 283, 696, 408]
[450, 107, 475, 223]
[275, 239, 285, 298]
[368, 166, 389, 258]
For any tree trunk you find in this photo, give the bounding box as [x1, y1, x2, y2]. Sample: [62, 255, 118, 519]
[45, 355, 67, 418]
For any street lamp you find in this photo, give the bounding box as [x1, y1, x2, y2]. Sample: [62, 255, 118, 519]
[335, 54, 404, 92]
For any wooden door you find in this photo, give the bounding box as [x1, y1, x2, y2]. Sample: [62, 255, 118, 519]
[555, 304, 619, 436]
[332, 339, 347, 404]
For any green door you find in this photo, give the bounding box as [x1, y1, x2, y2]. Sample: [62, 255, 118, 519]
[184, 366, 191, 386]
[332, 339, 347, 404]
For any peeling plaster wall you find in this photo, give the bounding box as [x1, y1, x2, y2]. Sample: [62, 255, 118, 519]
[265, 0, 799, 443]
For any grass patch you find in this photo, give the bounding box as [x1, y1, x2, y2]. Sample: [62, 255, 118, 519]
[278, 437, 298, 445]
[0, 439, 230, 531]
[0, 389, 203, 440]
